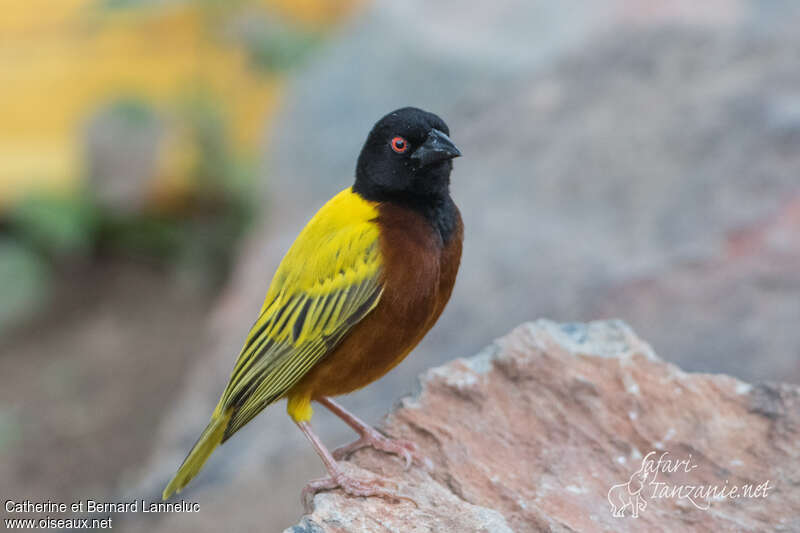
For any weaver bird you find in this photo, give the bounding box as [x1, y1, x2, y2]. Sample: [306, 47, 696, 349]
[163, 107, 463, 509]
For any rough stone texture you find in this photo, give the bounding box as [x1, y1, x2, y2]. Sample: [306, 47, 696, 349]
[287, 320, 800, 532]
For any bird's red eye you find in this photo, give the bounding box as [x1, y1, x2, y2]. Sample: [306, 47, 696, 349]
[391, 136, 408, 153]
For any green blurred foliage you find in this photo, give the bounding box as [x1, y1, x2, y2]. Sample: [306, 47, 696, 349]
[243, 20, 322, 72]
[97, 200, 254, 287]
[8, 194, 97, 260]
[0, 238, 52, 333]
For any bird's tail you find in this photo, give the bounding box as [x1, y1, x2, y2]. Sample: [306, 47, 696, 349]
[162, 409, 232, 500]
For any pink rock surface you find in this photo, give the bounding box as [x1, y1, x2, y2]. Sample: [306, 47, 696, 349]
[288, 320, 800, 532]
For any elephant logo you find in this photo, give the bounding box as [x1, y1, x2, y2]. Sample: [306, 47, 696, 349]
[607, 464, 650, 518]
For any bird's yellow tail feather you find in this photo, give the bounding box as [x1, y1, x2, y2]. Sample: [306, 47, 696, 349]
[162, 409, 232, 500]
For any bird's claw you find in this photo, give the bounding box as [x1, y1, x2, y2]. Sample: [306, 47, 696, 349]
[333, 429, 426, 470]
[301, 467, 416, 513]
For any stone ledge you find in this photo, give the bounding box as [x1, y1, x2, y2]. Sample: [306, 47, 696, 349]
[286, 320, 800, 532]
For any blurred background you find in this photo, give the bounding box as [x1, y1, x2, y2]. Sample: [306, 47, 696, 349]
[1, 0, 799, 531]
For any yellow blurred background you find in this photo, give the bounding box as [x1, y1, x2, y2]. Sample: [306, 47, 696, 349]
[1, 0, 360, 210]
[0, 0, 363, 332]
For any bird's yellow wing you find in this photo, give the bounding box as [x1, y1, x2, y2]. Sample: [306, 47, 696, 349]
[216, 188, 383, 439]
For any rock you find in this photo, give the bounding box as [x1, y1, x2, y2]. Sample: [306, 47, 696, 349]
[588, 196, 800, 381]
[287, 320, 800, 532]
[85, 103, 163, 216]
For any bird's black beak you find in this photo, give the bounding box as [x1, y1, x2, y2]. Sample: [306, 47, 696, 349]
[410, 129, 462, 167]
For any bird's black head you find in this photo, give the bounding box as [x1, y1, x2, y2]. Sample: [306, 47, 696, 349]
[353, 107, 461, 206]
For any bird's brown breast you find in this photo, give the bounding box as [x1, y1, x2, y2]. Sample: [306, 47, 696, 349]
[291, 201, 463, 398]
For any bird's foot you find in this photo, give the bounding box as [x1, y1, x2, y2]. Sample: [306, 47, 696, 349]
[333, 427, 427, 470]
[301, 465, 415, 513]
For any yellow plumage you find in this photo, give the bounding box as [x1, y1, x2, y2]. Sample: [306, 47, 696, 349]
[161, 410, 231, 500]
[163, 188, 384, 499]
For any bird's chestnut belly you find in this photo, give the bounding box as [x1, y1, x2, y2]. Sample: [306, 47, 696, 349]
[290, 282, 439, 398]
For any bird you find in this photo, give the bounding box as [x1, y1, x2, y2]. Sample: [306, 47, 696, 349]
[162, 107, 463, 509]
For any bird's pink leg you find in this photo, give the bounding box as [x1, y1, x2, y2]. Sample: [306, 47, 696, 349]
[295, 420, 413, 512]
[318, 396, 425, 470]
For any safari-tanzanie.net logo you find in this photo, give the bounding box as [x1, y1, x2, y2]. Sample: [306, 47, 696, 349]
[607, 451, 772, 518]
